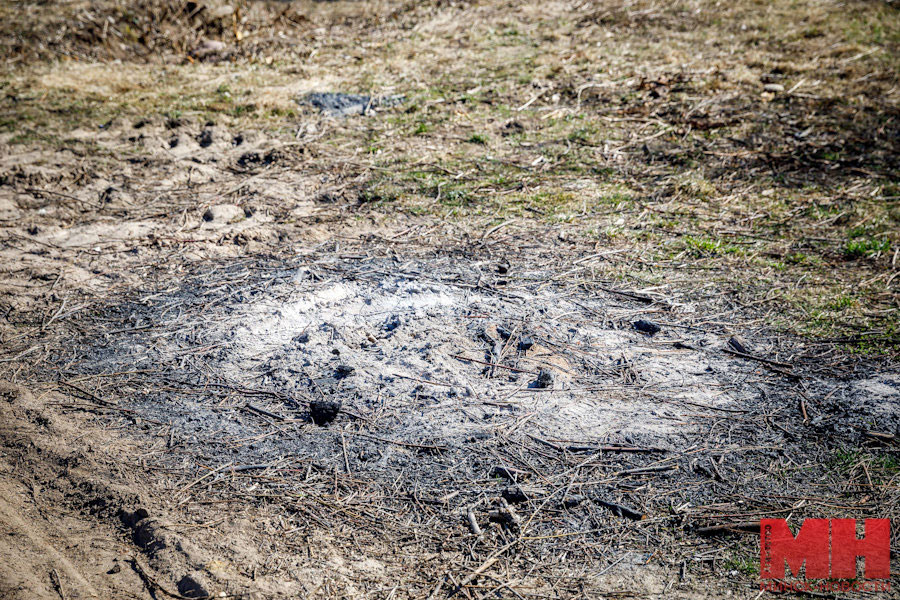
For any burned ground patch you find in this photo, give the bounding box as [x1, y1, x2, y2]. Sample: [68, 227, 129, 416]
[38, 247, 899, 597]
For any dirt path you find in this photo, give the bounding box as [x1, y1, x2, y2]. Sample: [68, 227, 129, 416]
[0, 384, 151, 599]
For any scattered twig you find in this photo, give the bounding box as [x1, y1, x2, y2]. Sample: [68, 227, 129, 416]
[722, 347, 793, 369]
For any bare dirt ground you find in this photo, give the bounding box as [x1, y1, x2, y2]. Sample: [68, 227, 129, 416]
[1, 0, 899, 598]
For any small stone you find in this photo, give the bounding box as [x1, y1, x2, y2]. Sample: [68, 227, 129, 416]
[530, 369, 553, 389]
[633, 320, 661, 335]
[518, 336, 534, 352]
[309, 399, 341, 426]
[201, 204, 243, 223]
[197, 129, 214, 148]
[334, 364, 355, 379]
[728, 335, 751, 354]
[562, 494, 585, 508]
[501, 485, 529, 504]
[383, 315, 401, 332]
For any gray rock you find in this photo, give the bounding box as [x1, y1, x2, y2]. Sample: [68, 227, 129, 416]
[300, 92, 404, 117]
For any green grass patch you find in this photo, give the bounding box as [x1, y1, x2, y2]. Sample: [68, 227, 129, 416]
[724, 554, 759, 577]
[842, 237, 890, 259]
[829, 448, 900, 482]
[684, 236, 743, 257]
[824, 294, 856, 310]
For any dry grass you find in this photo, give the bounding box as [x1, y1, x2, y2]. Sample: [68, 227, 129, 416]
[2, 1, 897, 353]
[2, 1, 899, 351]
